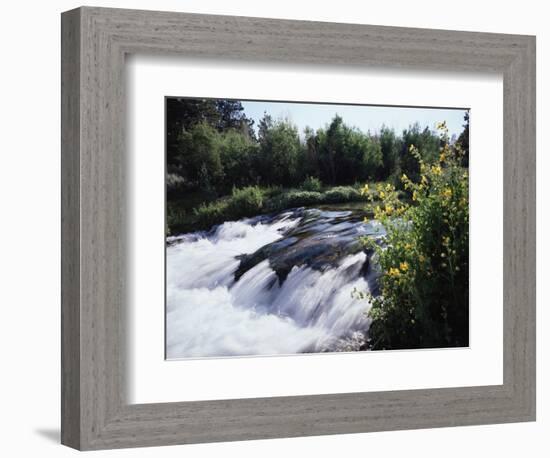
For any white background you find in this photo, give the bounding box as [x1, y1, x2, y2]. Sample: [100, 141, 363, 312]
[128, 57, 503, 403]
[0, 0, 546, 457]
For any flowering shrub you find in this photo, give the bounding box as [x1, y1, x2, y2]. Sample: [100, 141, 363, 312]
[360, 123, 469, 349]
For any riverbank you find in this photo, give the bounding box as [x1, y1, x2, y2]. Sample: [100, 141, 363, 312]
[167, 182, 396, 235]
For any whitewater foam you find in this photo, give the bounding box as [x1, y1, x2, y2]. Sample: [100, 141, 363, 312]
[166, 214, 372, 359]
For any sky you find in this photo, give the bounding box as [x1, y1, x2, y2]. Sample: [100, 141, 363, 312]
[241, 100, 468, 139]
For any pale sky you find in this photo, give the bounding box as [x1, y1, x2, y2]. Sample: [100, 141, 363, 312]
[241, 100, 468, 139]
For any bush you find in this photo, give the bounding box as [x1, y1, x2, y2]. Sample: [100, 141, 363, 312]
[266, 190, 323, 210]
[219, 130, 258, 190]
[166, 205, 187, 236]
[166, 173, 186, 194]
[257, 118, 302, 186]
[301, 176, 322, 192]
[261, 185, 284, 198]
[176, 122, 223, 190]
[360, 123, 469, 350]
[323, 186, 360, 203]
[193, 200, 229, 229]
[227, 186, 264, 216]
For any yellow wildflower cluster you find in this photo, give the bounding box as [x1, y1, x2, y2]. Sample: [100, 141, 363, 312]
[431, 165, 442, 176]
[388, 267, 401, 277]
[388, 262, 409, 278]
[442, 188, 452, 199]
[361, 120, 469, 350]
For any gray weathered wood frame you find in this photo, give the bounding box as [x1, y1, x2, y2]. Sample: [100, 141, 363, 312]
[61, 6, 536, 451]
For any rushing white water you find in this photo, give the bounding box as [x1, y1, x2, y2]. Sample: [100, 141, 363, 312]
[166, 212, 373, 359]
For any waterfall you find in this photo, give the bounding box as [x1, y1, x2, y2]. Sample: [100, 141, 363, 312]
[166, 210, 374, 359]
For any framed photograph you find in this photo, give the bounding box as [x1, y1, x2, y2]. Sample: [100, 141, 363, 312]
[61, 6, 536, 450]
[164, 98, 471, 359]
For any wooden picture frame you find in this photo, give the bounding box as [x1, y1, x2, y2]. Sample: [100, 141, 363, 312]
[61, 6, 536, 450]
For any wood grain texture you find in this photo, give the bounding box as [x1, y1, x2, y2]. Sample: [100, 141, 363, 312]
[60, 7, 81, 450]
[61, 6, 536, 450]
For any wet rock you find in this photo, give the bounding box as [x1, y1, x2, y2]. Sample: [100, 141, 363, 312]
[234, 208, 384, 286]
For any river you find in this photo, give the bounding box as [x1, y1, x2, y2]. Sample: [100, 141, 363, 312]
[166, 207, 385, 359]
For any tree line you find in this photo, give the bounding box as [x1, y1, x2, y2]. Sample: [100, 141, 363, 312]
[167, 98, 469, 196]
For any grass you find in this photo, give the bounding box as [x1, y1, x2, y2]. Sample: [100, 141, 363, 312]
[167, 182, 390, 235]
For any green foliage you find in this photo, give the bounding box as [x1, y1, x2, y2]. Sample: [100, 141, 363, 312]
[214, 99, 255, 136]
[219, 130, 259, 190]
[227, 186, 264, 216]
[454, 112, 470, 167]
[166, 173, 186, 194]
[323, 186, 361, 203]
[166, 205, 187, 237]
[165, 99, 470, 241]
[174, 121, 223, 191]
[257, 117, 302, 186]
[188, 187, 264, 231]
[168, 183, 374, 233]
[166, 98, 256, 179]
[166, 98, 220, 161]
[267, 190, 324, 210]
[193, 200, 230, 229]
[398, 123, 441, 183]
[379, 126, 401, 182]
[301, 176, 322, 192]
[167, 98, 449, 198]
[316, 116, 383, 185]
[361, 123, 469, 350]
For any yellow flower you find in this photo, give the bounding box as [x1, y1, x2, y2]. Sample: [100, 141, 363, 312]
[379, 191, 385, 199]
[421, 175, 428, 186]
[360, 184, 369, 196]
[401, 173, 408, 182]
[385, 205, 394, 215]
[442, 188, 452, 198]
[431, 165, 442, 176]
[439, 152, 446, 162]
[404, 243, 412, 250]
[389, 267, 401, 277]
[400, 262, 409, 272]
[363, 217, 369, 224]
[412, 190, 418, 201]
[385, 183, 393, 192]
